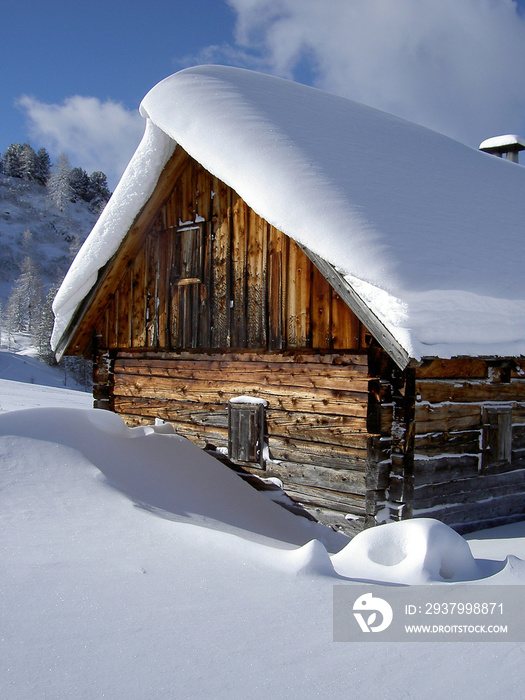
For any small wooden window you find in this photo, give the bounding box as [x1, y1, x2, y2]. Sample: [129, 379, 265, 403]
[228, 399, 267, 469]
[482, 405, 512, 472]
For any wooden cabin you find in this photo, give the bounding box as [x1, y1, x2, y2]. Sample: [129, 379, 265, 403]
[53, 66, 525, 536]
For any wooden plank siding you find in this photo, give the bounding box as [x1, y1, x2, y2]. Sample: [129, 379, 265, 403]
[67, 147, 388, 535]
[90, 151, 369, 357]
[110, 350, 379, 534]
[66, 144, 525, 535]
[390, 358, 525, 533]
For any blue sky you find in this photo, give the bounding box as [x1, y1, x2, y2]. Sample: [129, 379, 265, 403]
[3, 0, 525, 188]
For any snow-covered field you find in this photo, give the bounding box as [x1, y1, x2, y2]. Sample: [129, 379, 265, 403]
[1, 346, 525, 698]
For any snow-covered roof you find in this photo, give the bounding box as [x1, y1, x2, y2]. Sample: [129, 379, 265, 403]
[52, 65, 525, 362]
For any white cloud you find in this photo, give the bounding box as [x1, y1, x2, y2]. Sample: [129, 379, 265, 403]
[17, 95, 144, 188]
[225, 0, 525, 147]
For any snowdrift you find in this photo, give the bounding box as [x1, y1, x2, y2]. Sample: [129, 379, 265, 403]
[0, 406, 521, 583]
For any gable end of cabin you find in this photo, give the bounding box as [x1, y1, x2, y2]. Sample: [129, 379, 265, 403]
[61, 146, 403, 535]
[60, 145, 525, 536]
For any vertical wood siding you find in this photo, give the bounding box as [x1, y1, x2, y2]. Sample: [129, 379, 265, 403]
[73, 148, 381, 535]
[92, 154, 367, 355]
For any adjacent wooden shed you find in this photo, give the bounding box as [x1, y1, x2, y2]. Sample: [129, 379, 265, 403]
[53, 66, 525, 536]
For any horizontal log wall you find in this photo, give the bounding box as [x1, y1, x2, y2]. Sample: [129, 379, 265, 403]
[410, 358, 525, 532]
[112, 350, 381, 535]
[77, 148, 385, 536]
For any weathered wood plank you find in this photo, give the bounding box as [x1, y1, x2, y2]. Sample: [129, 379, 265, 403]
[264, 460, 367, 495]
[267, 410, 370, 436]
[246, 209, 268, 347]
[113, 383, 369, 418]
[157, 227, 171, 348]
[286, 241, 311, 348]
[113, 396, 228, 423]
[415, 358, 488, 380]
[107, 296, 117, 349]
[117, 266, 132, 347]
[112, 371, 370, 407]
[414, 430, 481, 457]
[268, 225, 285, 350]
[116, 349, 369, 367]
[412, 455, 480, 484]
[413, 492, 525, 527]
[113, 395, 370, 440]
[416, 379, 525, 403]
[211, 176, 231, 348]
[413, 468, 525, 509]
[331, 291, 361, 350]
[231, 195, 248, 347]
[268, 436, 368, 469]
[115, 355, 369, 377]
[198, 223, 213, 348]
[113, 364, 371, 393]
[131, 245, 147, 347]
[311, 263, 331, 349]
[283, 483, 366, 515]
[414, 402, 482, 433]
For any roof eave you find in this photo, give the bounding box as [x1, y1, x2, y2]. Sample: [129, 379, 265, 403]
[297, 244, 411, 370]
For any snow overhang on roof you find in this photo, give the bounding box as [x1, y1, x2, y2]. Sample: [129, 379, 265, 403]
[52, 65, 525, 363]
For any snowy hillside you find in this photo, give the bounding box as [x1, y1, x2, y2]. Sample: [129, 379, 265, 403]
[1, 361, 525, 697]
[0, 173, 98, 303]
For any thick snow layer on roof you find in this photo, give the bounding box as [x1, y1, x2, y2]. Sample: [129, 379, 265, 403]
[53, 65, 525, 360]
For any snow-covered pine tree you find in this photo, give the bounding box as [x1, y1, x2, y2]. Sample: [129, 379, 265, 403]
[87, 171, 111, 212]
[36, 283, 58, 364]
[19, 144, 38, 180]
[47, 153, 73, 212]
[3, 143, 24, 178]
[7, 256, 44, 334]
[68, 167, 90, 202]
[35, 147, 51, 185]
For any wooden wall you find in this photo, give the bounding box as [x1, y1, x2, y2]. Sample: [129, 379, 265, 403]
[91, 150, 367, 355]
[82, 147, 387, 535]
[97, 349, 380, 535]
[380, 358, 525, 533]
[76, 146, 525, 535]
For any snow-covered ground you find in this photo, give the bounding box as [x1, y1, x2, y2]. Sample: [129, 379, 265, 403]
[1, 346, 525, 698]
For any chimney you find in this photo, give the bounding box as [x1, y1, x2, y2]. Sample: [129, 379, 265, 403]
[479, 134, 525, 164]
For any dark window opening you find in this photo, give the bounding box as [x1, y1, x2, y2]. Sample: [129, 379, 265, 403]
[482, 405, 512, 472]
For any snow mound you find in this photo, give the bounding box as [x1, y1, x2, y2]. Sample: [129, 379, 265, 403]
[285, 539, 335, 577]
[0, 406, 344, 551]
[331, 519, 482, 583]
